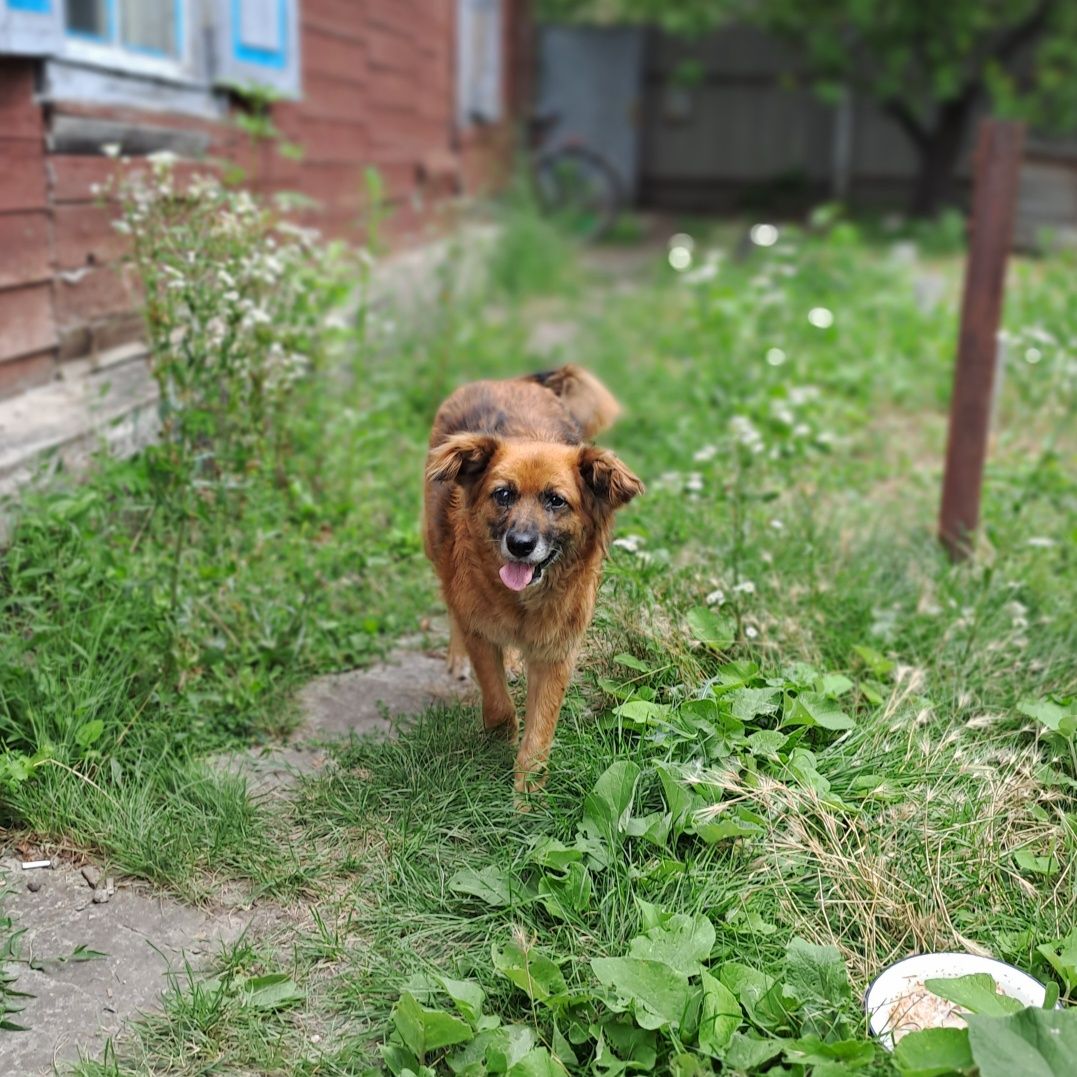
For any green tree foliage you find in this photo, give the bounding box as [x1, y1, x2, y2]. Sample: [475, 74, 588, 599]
[541, 0, 1077, 215]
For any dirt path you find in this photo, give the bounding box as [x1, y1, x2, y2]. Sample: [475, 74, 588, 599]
[2, 644, 471, 1074]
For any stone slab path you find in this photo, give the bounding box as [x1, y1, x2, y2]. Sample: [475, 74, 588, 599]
[1, 643, 471, 1074]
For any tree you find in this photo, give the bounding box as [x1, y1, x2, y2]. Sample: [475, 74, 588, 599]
[541, 0, 1077, 216]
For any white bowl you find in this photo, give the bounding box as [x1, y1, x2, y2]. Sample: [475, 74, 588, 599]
[864, 952, 1051, 1049]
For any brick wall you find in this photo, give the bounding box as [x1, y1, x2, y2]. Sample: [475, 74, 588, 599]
[0, 0, 529, 401]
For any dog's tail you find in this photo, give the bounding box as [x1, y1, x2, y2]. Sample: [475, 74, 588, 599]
[527, 364, 622, 440]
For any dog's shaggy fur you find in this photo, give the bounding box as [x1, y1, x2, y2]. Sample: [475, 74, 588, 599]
[423, 365, 642, 793]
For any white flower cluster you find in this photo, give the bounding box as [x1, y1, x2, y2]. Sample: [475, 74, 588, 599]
[730, 415, 765, 454]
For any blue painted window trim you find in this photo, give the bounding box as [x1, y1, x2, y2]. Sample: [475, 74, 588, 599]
[231, 0, 288, 70]
[62, 0, 185, 61]
[7, 0, 53, 13]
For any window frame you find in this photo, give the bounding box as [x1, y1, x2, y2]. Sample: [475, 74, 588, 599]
[60, 0, 192, 83]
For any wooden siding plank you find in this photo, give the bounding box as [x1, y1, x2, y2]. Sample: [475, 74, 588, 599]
[0, 140, 48, 212]
[0, 62, 44, 142]
[0, 284, 57, 362]
[0, 212, 51, 290]
[0, 350, 56, 402]
[53, 203, 126, 270]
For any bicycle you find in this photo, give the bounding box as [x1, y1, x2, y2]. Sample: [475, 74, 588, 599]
[527, 110, 624, 242]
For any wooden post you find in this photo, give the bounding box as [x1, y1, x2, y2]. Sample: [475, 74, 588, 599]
[939, 119, 1025, 561]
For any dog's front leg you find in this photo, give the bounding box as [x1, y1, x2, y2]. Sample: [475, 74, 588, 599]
[515, 657, 573, 795]
[463, 632, 516, 734]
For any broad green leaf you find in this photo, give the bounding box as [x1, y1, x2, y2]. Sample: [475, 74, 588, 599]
[724, 906, 777, 936]
[582, 761, 640, 845]
[392, 992, 472, 1058]
[537, 861, 592, 920]
[614, 699, 673, 724]
[968, 1007, 1077, 1077]
[746, 729, 787, 758]
[819, 673, 854, 697]
[785, 747, 832, 795]
[692, 806, 765, 844]
[507, 1046, 561, 1076]
[628, 912, 716, 974]
[591, 1017, 657, 1076]
[492, 941, 566, 1002]
[528, 836, 583, 870]
[783, 1034, 875, 1065]
[1017, 697, 1076, 735]
[624, 810, 671, 846]
[718, 963, 795, 1031]
[448, 865, 525, 907]
[241, 973, 303, 1010]
[784, 937, 851, 1037]
[923, 973, 1023, 1016]
[729, 686, 780, 721]
[719, 1031, 784, 1070]
[656, 764, 700, 833]
[591, 957, 693, 1031]
[787, 691, 855, 730]
[853, 644, 894, 677]
[438, 976, 485, 1026]
[686, 607, 735, 650]
[1037, 927, 1077, 991]
[74, 719, 105, 748]
[613, 653, 652, 672]
[892, 1027, 974, 1077]
[697, 970, 740, 1055]
[1013, 849, 1061, 877]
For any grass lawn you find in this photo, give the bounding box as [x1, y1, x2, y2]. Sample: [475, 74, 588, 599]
[2, 196, 1076, 1074]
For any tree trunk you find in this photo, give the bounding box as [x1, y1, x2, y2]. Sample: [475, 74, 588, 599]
[907, 95, 979, 218]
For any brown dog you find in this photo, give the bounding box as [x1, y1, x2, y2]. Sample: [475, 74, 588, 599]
[423, 365, 642, 794]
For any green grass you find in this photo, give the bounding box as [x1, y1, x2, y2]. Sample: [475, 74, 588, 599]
[5, 206, 1077, 1073]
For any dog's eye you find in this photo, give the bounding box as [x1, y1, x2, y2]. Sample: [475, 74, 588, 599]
[544, 492, 568, 510]
[492, 487, 515, 507]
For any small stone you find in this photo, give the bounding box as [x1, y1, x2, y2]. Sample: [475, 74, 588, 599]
[26, 876, 43, 893]
[105, 876, 115, 896]
[103, 1004, 116, 1014]
[81, 865, 101, 889]
[92, 887, 110, 904]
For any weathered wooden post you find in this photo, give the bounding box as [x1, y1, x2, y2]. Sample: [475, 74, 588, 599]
[939, 119, 1026, 561]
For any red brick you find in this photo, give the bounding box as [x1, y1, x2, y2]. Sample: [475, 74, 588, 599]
[54, 263, 139, 330]
[0, 212, 51, 289]
[0, 349, 55, 401]
[303, 0, 367, 39]
[301, 72, 369, 122]
[53, 203, 127, 269]
[0, 284, 56, 361]
[47, 155, 219, 203]
[0, 139, 47, 212]
[366, 25, 417, 73]
[0, 62, 44, 141]
[368, 0, 425, 36]
[303, 25, 367, 84]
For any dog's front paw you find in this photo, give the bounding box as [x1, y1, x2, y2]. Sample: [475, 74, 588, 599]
[483, 707, 517, 737]
[446, 653, 471, 682]
[513, 759, 548, 801]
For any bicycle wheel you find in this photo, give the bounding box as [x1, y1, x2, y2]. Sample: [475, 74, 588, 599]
[532, 146, 622, 242]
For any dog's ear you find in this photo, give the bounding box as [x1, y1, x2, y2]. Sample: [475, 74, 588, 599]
[578, 446, 644, 509]
[426, 433, 499, 485]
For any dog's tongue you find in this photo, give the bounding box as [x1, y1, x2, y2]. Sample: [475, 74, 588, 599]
[499, 562, 535, 591]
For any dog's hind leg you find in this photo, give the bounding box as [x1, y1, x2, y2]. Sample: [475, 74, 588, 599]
[515, 657, 572, 799]
[445, 612, 472, 681]
[463, 632, 517, 735]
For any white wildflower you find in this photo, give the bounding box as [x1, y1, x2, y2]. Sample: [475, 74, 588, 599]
[692, 444, 718, 463]
[1026, 536, 1055, 548]
[706, 588, 726, 607]
[808, 306, 834, 329]
[733, 580, 756, 595]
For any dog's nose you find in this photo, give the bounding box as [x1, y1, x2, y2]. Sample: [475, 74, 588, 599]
[506, 530, 538, 559]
